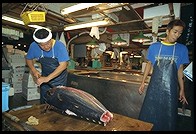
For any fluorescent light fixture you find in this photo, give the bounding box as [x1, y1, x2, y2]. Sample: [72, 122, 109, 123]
[64, 18, 110, 31]
[61, 3, 102, 15]
[2, 15, 47, 29]
[28, 25, 47, 29]
[134, 55, 142, 58]
[2, 15, 24, 25]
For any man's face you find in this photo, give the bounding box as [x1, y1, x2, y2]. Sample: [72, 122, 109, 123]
[166, 26, 183, 43]
[39, 39, 52, 51]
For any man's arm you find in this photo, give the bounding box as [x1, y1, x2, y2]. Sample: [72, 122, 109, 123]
[178, 64, 188, 104]
[138, 61, 152, 94]
[26, 59, 41, 78]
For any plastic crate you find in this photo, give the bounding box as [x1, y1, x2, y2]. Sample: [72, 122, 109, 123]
[20, 11, 46, 25]
[2, 82, 10, 112]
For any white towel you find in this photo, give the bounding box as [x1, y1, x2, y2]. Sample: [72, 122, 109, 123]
[89, 26, 100, 40]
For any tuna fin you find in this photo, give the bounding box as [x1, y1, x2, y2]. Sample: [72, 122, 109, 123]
[65, 109, 77, 116]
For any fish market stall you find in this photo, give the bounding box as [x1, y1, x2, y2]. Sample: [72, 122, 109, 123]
[2, 104, 153, 131]
[67, 71, 151, 119]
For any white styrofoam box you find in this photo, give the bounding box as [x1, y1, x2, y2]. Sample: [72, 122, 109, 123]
[11, 58, 26, 63]
[10, 63, 26, 68]
[7, 48, 15, 53]
[3, 47, 14, 53]
[14, 87, 22, 93]
[11, 72, 24, 77]
[3, 78, 10, 84]
[10, 64, 25, 74]
[12, 66, 25, 73]
[22, 73, 37, 88]
[13, 87, 22, 94]
[11, 78, 23, 83]
[22, 87, 40, 101]
[2, 70, 11, 78]
[10, 63, 26, 67]
[12, 81, 22, 90]
[22, 87, 40, 95]
[14, 49, 26, 55]
[22, 79, 37, 88]
[9, 54, 26, 64]
[11, 74, 24, 83]
[23, 93, 40, 101]
[9, 53, 25, 59]
[6, 45, 14, 49]
[3, 48, 14, 62]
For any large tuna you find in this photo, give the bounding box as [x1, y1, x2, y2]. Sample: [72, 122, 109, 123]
[43, 86, 113, 126]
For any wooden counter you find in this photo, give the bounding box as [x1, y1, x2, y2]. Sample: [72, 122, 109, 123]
[2, 104, 153, 131]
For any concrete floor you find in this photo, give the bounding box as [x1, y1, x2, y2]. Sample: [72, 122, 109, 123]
[7, 93, 194, 131]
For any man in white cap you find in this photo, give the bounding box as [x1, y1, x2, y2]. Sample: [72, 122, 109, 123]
[26, 28, 70, 104]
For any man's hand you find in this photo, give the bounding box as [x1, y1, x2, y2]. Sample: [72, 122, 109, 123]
[179, 90, 188, 105]
[138, 82, 145, 95]
[31, 70, 41, 80]
[36, 75, 50, 86]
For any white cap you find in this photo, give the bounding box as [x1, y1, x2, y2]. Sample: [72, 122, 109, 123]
[33, 28, 52, 43]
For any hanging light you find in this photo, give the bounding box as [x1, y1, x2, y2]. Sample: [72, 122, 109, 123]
[86, 39, 99, 48]
[111, 35, 127, 46]
[132, 32, 151, 43]
[64, 18, 110, 31]
[61, 3, 102, 15]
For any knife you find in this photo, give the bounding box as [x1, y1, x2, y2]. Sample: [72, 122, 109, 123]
[3, 112, 38, 131]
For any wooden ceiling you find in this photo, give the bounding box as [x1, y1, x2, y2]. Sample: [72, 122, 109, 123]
[2, 3, 174, 50]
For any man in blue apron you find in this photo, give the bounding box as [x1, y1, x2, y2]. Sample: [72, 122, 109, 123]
[26, 28, 70, 104]
[138, 19, 190, 131]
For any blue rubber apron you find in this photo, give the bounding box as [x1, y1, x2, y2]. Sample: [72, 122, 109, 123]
[139, 44, 178, 131]
[38, 46, 68, 104]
